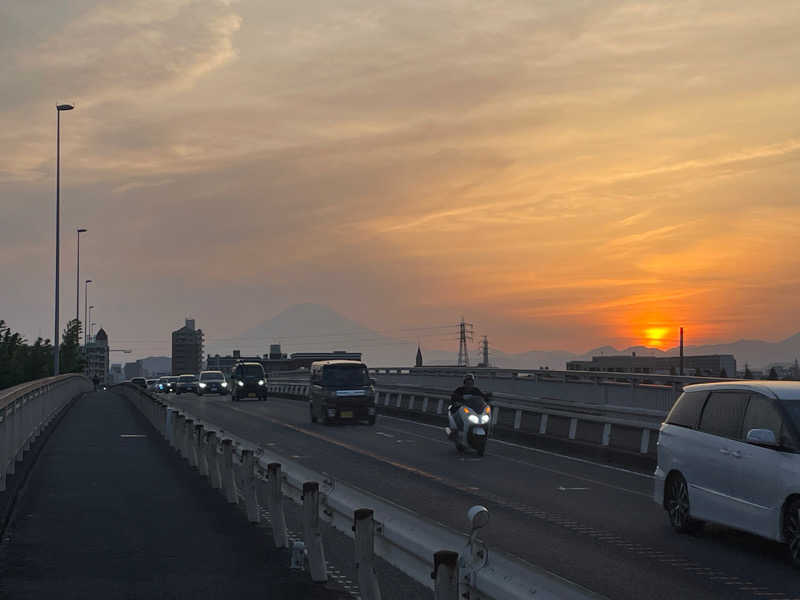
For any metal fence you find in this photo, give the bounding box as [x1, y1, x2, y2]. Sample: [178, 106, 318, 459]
[122, 384, 601, 600]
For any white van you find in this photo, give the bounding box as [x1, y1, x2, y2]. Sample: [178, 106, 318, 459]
[654, 381, 800, 567]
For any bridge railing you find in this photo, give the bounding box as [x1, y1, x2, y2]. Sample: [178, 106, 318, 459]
[1, 374, 92, 492]
[121, 384, 600, 600]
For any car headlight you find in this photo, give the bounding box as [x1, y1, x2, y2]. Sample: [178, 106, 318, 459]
[221, 382, 227, 387]
[258, 379, 265, 386]
[199, 382, 207, 388]
[481, 414, 490, 424]
[237, 380, 244, 387]
[468, 414, 480, 424]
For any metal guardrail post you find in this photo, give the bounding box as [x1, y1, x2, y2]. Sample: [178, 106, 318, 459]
[197, 425, 208, 477]
[206, 432, 221, 489]
[183, 418, 194, 462]
[353, 509, 382, 600]
[221, 439, 237, 503]
[432, 550, 459, 600]
[0, 407, 7, 492]
[241, 450, 260, 523]
[193, 424, 204, 469]
[166, 408, 177, 448]
[267, 463, 289, 548]
[302, 481, 328, 583]
[175, 414, 185, 456]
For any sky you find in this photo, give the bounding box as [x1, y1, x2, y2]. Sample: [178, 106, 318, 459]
[2, 0, 800, 360]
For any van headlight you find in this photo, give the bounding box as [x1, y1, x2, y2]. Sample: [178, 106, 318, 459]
[468, 414, 480, 424]
[481, 414, 490, 424]
[199, 382, 207, 388]
[258, 379, 265, 386]
[237, 380, 244, 387]
[221, 382, 228, 387]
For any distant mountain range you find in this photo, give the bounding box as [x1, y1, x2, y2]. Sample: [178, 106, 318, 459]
[210, 303, 800, 371]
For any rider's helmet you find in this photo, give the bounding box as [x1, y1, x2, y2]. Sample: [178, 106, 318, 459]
[463, 373, 476, 385]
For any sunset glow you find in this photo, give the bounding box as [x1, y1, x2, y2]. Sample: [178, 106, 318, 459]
[2, 1, 800, 358]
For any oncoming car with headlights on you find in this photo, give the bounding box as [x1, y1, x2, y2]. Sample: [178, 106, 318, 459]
[198, 370, 229, 395]
[230, 362, 267, 402]
[308, 360, 376, 425]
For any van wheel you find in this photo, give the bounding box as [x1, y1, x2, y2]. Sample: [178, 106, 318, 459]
[784, 498, 800, 569]
[665, 473, 703, 533]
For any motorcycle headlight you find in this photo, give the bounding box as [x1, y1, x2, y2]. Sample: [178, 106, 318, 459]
[221, 382, 227, 387]
[481, 414, 490, 424]
[468, 414, 480, 424]
[258, 379, 265, 386]
[199, 382, 207, 388]
[237, 380, 244, 387]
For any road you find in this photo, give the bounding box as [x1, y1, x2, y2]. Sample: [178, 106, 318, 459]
[167, 392, 800, 600]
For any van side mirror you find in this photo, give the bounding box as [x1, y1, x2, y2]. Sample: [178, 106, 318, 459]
[746, 428, 777, 446]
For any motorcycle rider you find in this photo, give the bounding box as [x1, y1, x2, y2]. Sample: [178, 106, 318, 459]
[450, 374, 487, 431]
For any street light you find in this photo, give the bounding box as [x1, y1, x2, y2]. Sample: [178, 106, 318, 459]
[76, 228, 87, 325]
[84, 279, 92, 349]
[54, 103, 74, 376]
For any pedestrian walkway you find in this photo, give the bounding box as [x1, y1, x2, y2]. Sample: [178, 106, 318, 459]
[0, 390, 343, 599]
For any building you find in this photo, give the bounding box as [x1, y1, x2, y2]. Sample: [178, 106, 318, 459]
[109, 363, 124, 385]
[415, 345, 423, 368]
[124, 361, 144, 379]
[566, 354, 737, 377]
[85, 327, 110, 383]
[172, 318, 204, 375]
[206, 347, 362, 376]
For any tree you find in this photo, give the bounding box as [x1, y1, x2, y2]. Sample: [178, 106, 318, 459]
[768, 367, 778, 380]
[0, 320, 54, 390]
[59, 319, 86, 374]
[744, 364, 753, 379]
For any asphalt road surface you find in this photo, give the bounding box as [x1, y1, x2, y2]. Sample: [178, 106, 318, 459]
[166, 392, 800, 600]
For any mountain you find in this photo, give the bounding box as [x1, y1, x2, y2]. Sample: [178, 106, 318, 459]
[226, 303, 800, 371]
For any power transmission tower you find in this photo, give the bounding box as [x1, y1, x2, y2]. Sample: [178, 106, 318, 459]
[457, 318, 474, 367]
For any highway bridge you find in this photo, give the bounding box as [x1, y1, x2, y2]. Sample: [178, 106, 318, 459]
[2, 368, 799, 599]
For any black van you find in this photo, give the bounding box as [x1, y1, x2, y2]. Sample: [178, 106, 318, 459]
[230, 362, 267, 402]
[308, 360, 375, 425]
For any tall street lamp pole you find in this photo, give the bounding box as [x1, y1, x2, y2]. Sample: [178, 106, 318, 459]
[88, 306, 94, 343]
[76, 228, 87, 325]
[54, 103, 74, 376]
[84, 279, 93, 349]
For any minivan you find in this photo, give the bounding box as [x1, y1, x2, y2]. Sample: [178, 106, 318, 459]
[308, 360, 376, 425]
[230, 362, 267, 402]
[655, 381, 800, 567]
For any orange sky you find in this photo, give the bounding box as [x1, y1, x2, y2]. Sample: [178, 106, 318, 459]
[2, 1, 800, 358]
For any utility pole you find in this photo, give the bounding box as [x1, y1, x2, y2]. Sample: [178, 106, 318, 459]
[679, 327, 684, 376]
[457, 318, 474, 367]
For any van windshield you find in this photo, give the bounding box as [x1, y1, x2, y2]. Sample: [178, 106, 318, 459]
[323, 365, 369, 387]
[201, 372, 224, 381]
[241, 365, 264, 377]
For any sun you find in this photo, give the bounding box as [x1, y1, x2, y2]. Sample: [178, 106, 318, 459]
[644, 327, 670, 348]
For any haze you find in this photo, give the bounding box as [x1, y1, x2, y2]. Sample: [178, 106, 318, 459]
[2, 0, 799, 359]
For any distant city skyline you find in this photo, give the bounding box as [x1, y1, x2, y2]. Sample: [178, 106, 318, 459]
[2, 2, 800, 359]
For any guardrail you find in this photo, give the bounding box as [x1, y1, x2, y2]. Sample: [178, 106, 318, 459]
[266, 379, 664, 458]
[1, 374, 92, 492]
[122, 384, 602, 600]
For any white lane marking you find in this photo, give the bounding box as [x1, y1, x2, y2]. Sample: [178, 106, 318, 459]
[375, 432, 394, 438]
[558, 486, 590, 492]
[379, 414, 655, 480]
[375, 422, 653, 498]
[120, 434, 147, 438]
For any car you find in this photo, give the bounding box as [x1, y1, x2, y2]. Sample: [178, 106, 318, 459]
[146, 379, 158, 392]
[654, 381, 800, 568]
[131, 377, 147, 389]
[198, 370, 229, 395]
[175, 374, 199, 395]
[156, 376, 171, 393]
[230, 362, 267, 402]
[308, 360, 376, 425]
[162, 376, 179, 393]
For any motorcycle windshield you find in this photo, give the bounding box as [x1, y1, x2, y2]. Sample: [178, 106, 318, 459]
[461, 394, 487, 412]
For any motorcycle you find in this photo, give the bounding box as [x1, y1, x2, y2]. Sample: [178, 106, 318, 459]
[445, 392, 492, 456]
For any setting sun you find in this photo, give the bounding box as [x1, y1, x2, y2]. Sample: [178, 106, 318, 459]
[644, 327, 670, 348]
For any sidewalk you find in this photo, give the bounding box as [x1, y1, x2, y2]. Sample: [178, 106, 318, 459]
[0, 390, 345, 599]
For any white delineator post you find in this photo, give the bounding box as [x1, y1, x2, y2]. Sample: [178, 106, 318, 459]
[221, 438, 237, 503]
[267, 463, 289, 548]
[240, 449, 260, 523]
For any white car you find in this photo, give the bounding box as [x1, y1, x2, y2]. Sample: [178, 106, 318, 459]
[654, 381, 800, 567]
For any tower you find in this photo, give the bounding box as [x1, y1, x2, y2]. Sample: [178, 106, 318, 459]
[415, 345, 423, 368]
[480, 335, 489, 368]
[457, 318, 473, 367]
